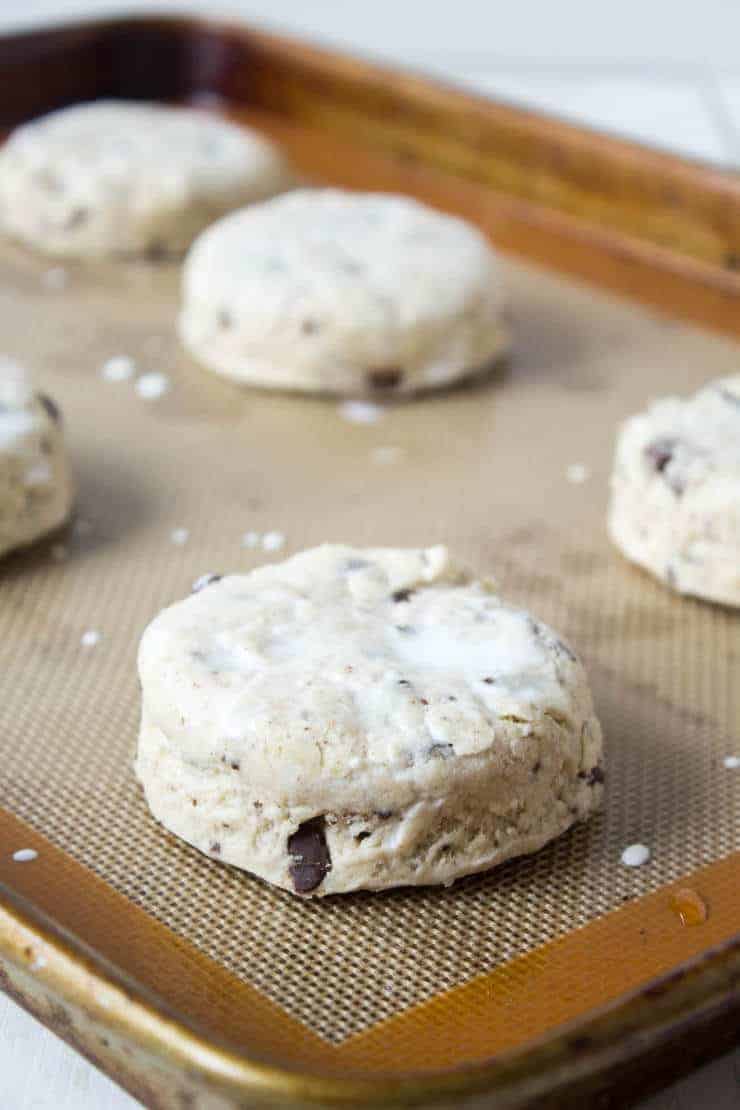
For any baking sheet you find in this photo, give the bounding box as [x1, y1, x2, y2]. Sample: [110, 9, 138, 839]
[1, 188, 738, 1048]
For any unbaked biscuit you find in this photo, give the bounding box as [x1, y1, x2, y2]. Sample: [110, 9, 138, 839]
[0, 101, 289, 257]
[136, 545, 603, 896]
[609, 375, 740, 605]
[178, 189, 507, 395]
[0, 359, 74, 558]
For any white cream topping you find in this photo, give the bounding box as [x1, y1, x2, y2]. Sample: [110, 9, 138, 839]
[139, 546, 579, 779]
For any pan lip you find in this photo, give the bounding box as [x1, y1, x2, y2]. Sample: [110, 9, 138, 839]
[0, 11, 738, 1108]
[1, 860, 739, 1106]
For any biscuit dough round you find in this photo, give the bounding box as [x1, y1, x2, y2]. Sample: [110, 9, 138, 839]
[178, 189, 508, 395]
[0, 359, 74, 558]
[136, 545, 603, 896]
[609, 375, 740, 606]
[0, 100, 289, 257]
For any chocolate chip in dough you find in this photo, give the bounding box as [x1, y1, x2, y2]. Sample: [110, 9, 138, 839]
[391, 588, 414, 603]
[366, 367, 403, 390]
[288, 816, 331, 893]
[644, 437, 677, 473]
[578, 765, 605, 786]
[63, 207, 88, 230]
[37, 393, 60, 423]
[427, 742, 454, 760]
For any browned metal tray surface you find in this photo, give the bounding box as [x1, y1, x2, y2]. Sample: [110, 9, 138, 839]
[0, 15, 738, 1110]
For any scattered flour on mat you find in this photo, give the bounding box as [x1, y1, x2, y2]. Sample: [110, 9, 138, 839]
[135, 372, 170, 400]
[101, 355, 136, 382]
[371, 445, 404, 464]
[339, 401, 384, 424]
[12, 849, 38, 863]
[566, 463, 589, 484]
[262, 531, 286, 552]
[620, 844, 651, 867]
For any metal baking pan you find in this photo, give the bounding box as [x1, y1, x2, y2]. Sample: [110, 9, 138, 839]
[0, 14, 738, 1108]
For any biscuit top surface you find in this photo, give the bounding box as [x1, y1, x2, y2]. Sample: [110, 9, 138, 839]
[181, 189, 501, 325]
[616, 375, 740, 485]
[138, 546, 592, 804]
[1, 100, 280, 186]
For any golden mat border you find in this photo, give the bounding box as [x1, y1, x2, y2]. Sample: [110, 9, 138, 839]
[0, 810, 738, 1107]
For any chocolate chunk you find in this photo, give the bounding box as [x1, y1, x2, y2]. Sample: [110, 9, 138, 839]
[645, 437, 686, 494]
[63, 207, 88, 230]
[398, 679, 411, 686]
[644, 437, 677, 473]
[208, 841, 221, 856]
[578, 765, 605, 786]
[288, 816, 331, 893]
[482, 676, 495, 684]
[355, 830, 371, 842]
[230, 761, 240, 771]
[366, 367, 403, 390]
[532, 759, 541, 775]
[427, 742, 454, 760]
[37, 393, 60, 423]
[391, 588, 413, 603]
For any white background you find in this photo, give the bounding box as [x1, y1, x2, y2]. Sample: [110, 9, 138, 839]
[1, 2, 739, 1107]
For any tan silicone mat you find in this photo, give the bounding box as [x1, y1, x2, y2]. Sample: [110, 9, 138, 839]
[0, 116, 739, 1049]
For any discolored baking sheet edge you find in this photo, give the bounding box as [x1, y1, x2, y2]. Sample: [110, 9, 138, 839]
[0, 809, 738, 1108]
[0, 13, 738, 1110]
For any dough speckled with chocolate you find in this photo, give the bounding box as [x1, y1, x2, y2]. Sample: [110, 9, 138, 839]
[136, 545, 603, 896]
[0, 101, 290, 257]
[178, 189, 508, 396]
[609, 375, 740, 605]
[0, 360, 73, 558]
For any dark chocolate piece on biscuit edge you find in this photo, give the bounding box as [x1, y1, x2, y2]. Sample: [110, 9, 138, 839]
[366, 366, 403, 390]
[288, 816, 331, 893]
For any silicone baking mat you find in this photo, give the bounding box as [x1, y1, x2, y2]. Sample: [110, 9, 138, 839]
[0, 130, 738, 1068]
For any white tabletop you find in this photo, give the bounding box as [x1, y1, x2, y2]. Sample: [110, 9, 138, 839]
[1, 2, 739, 1107]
